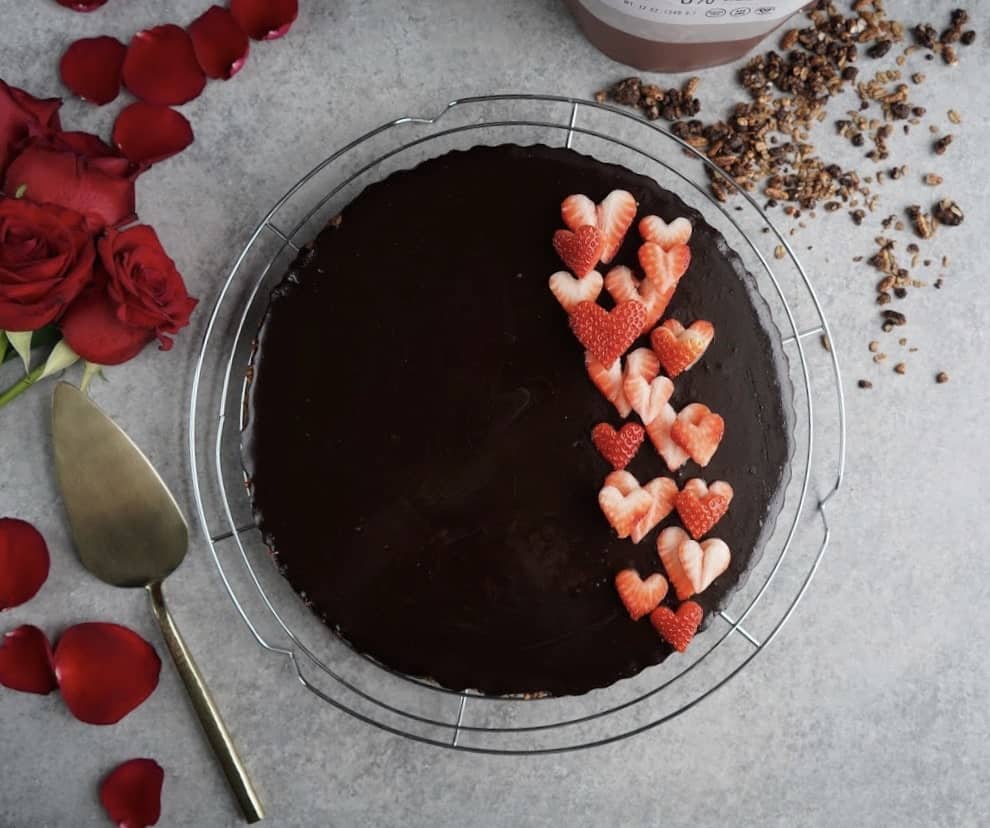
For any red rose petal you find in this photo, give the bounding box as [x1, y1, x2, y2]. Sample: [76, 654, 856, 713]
[59, 271, 156, 365]
[0, 80, 62, 175]
[60, 36, 127, 105]
[230, 0, 299, 40]
[122, 25, 207, 106]
[100, 759, 164, 828]
[189, 6, 250, 80]
[55, 0, 109, 10]
[0, 518, 50, 610]
[53, 623, 161, 725]
[0, 625, 57, 695]
[4, 136, 138, 230]
[112, 103, 193, 165]
[58, 129, 120, 159]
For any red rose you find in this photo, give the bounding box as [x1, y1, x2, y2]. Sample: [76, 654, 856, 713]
[60, 225, 197, 365]
[3, 132, 137, 230]
[0, 198, 95, 331]
[0, 80, 61, 176]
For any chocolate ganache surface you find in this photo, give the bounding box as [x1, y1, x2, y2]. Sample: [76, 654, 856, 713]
[243, 144, 791, 696]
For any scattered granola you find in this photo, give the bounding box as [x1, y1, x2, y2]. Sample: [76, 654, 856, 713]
[593, 2, 972, 385]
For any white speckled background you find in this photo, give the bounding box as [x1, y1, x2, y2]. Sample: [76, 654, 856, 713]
[1, 2, 989, 826]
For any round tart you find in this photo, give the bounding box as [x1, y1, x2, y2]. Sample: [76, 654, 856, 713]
[242, 144, 791, 696]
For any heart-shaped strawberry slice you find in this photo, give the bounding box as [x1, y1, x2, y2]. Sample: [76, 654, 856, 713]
[678, 538, 731, 597]
[561, 191, 638, 264]
[553, 224, 604, 277]
[598, 471, 653, 537]
[639, 215, 692, 250]
[569, 300, 645, 369]
[638, 241, 691, 295]
[675, 478, 733, 539]
[592, 422, 645, 470]
[650, 601, 703, 652]
[604, 265, 668, 333]
[622, 347, 673, 425]
[670, 403, 724, 467]
[650, 319, 714, 377]
[614, 569, 668, 621]
[549, 269, 603, 313]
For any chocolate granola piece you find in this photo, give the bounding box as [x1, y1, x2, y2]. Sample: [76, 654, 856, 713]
[932, 198, 964, 226]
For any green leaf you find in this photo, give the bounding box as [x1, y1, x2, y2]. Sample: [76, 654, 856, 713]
[80, 361, 106, 392]
[1, 325, 60, 364]
[38, 340, 80, 381]
[6, 331, 33, 372]
[14, 184, 26, 199]
[0, 331, 7, 365]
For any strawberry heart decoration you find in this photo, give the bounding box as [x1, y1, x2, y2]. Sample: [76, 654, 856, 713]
[650, 601, 703, 652]
[638, 241, 691, 296]
[614, 569, 668, 621]
[592, 422, 645, 470]
[639, 215, 692, 250]
[678, 538, 731, 597]
[549, 269, 603, 313]
[671, 403, 724, 467]
[622, 347, 673, 425]
[676, 479, 733, 539]
[650, 319, 714, 378]
[569, 300, 646, 369]
[604, 265, 668, 333]
[598, 471, 653, 538]
[553, 224, 604, 277]
[562, 190, 638, 264]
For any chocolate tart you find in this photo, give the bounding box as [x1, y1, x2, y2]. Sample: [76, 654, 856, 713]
[242, 144, 792, 696]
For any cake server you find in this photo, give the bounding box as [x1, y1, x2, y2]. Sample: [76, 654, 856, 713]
[51, 382, 264, 824]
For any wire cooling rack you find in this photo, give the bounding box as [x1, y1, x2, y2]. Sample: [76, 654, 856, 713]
[188, 95, 846, 754]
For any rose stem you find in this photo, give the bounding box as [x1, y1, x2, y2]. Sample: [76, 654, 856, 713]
[0, 363, 45, 410]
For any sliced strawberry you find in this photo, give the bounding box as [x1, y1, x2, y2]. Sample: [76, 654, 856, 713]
[553, 225, 604, 277]
[592, 422, 645, 470]
[650, 319, 714, 377]
[568, 300, 645, 369]
[671, 403, 724, 467]
[549, 269, 603, 313]
[598, 471, 652, 538]
[623, 348, 673, 425]
[656, 526, 693, 600]
[639, 215, 692, 249]
[597, 189, 637, 264]
[650, 601, 703, 652]
[645, 404, 690, 471]
[614, 569, 668, 621]
[638, 241, 691, 298]
[585, 352, 631, 418]
[604, 266, 668, 333]
[679, 538, 731, 597]
[630, 477, 679, 544]
[561, 193, 597, 231]
[675, 479, 733, 539]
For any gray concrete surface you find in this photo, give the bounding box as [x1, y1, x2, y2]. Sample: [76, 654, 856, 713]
[1, 1, 988, 825]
